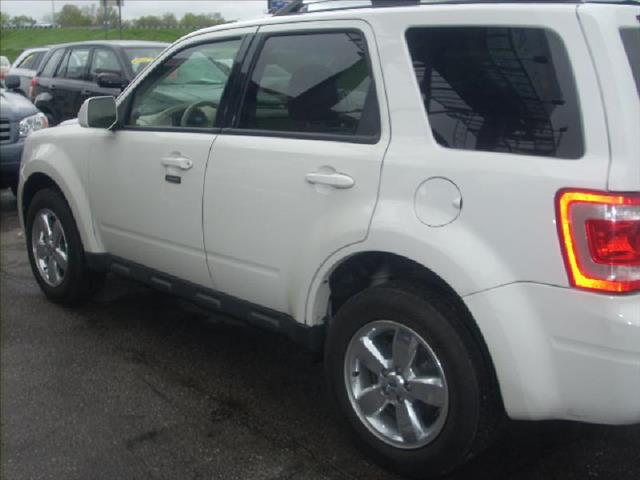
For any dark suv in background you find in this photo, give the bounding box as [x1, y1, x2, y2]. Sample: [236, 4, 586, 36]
[31, 40, 167, 125]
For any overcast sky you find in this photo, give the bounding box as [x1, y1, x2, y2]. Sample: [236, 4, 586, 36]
[0, 0, 268, 22]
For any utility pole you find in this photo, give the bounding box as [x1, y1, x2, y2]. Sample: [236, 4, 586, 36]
[50, 0, 55, 27]
[101, 0, 108, 39]
[118, 0, 123, 39]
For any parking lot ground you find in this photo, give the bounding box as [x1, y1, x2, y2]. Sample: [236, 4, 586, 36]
[1, 188, 639, 480]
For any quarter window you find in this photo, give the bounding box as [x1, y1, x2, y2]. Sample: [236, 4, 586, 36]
[620, 28, 640, 99]
[17, 52, 44, 70]
[40, 49, 64, 77]
[238, 31, 380, 139]
[406, 27, 584, 159]
[127, 39, 241, 129]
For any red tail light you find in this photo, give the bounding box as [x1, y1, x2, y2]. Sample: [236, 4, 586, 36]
[556, 190, 640, 293]
[29, 77, 38, 99]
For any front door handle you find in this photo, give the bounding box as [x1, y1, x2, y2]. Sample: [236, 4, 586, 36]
[161, 155, 193, 170]
[81, 89, 92, 95]
[305, 171, 355, 189]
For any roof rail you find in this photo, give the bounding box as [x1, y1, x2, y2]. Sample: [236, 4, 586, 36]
[272, 0, 595, 16]
[274, 0, 420, 16]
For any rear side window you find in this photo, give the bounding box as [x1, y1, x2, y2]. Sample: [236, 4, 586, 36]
[60, 48, 91, 80]
[90, 48, 123, 81]
[406, 27, 583, 159]
[238, 31, 380, 140]
[16, 51, 44, 70]
[620, 28, 640, 99]
[40, 49, 65, 77]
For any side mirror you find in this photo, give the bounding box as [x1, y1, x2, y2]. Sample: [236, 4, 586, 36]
[97, 72, 128, 89]
[4, 75, 20, 91]
[78, 96, 117, 129]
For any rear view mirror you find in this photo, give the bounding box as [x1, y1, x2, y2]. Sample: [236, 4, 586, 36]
[97, 72, 128, 89]
[4, 75, 20, 91]
[78, 96, 117, 129]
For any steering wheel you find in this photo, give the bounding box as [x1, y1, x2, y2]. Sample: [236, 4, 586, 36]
[180, 101, 218, 128]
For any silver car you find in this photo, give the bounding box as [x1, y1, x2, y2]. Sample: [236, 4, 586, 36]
[7, 47, 50, 96]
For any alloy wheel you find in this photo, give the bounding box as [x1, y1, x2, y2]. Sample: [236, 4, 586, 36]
[344, 320, 449, 449]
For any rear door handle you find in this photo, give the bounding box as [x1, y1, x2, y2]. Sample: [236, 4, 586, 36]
[305, 171, 355, 189]
[161, 155, 193, 170]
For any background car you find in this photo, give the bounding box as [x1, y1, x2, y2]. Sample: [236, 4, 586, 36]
[7, 47, 50, 96]
[0, 56, 11, 81]
[0, 76, 48, 196]
[31, 40, 167, 125]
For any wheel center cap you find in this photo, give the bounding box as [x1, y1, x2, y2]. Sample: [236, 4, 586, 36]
[381, 372, 406, 397]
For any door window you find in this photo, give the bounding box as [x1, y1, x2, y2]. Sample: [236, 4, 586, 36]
[60, 48, 91, 80]
[90, 48, 124, 81]
[127, 38, 242, 129]
[405, 27, 583, 159]
[238, 31, 380, 139]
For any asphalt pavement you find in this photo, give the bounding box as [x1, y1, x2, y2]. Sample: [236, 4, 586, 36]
[1, 188, 639, 480]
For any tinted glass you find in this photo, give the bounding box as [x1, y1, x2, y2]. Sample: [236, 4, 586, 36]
[40, 49, 64, 77]
[90, 48, 123, 80]
[63, 48, 91, 80]
[17, 52, 44, 70]
[238, 31, 379, 138]
[620, 28, 640, 99]
[128, 39, 241, 129]
[406, 27, 583, 159]
[124, 47, 165, 75]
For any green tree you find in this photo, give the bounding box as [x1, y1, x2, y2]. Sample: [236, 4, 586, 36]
[161, 13, 178, 29]
[134, 15, 163, 29]
[180, 12, 225, 30]
[56, 4, 92, 27]
[0, 12, 10, 27]
[10, 15, 37, 28]
[95, 5, 119, 27]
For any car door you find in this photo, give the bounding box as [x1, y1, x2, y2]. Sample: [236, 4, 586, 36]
[56, 46, 93, 120]
[89, 28, 256, 288]
[203, 21, 390, 317]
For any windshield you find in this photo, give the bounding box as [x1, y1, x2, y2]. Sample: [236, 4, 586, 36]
[124, 47, 165, 75]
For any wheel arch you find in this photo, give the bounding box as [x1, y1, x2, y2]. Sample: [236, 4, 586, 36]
[308, 249, 505, 413]
[20, 159, 102, 254]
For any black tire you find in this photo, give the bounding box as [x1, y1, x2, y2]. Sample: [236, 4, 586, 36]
[25, 188, 105, 305]
[325, 282, 502, 479]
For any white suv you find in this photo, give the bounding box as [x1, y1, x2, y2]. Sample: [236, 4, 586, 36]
[16, 1, 640, 477]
